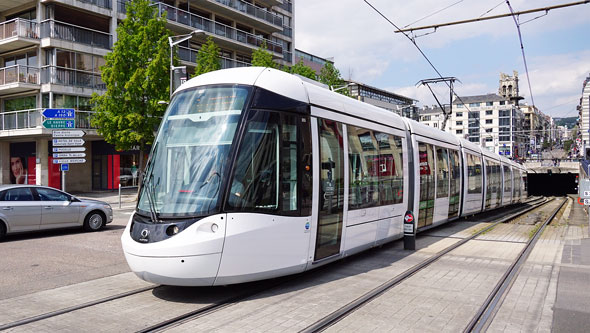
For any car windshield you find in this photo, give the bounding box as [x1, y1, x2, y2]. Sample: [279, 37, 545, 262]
[137, 85, 250, 219]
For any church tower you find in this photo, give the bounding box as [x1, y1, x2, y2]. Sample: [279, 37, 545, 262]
[499, 70, 519, 99]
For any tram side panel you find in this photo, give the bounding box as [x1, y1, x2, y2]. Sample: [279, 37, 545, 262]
[461, 149, 484, 215]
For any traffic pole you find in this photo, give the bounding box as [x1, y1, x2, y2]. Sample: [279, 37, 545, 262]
[403, 210, 416, 250]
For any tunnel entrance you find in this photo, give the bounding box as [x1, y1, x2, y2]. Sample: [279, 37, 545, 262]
[527, 173, 578, 196]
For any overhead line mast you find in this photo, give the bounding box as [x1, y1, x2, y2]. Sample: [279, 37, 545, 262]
[394, 1, 590, 33]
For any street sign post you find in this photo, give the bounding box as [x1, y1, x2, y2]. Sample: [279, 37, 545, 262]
[43, 119, 75, 129]
[52, 139, 85, 146]
[52, 159, 86, 164]
[60, 164, 69, 172]
[53, 147, 86, 152]
[42, 108, 75, 118]
[52, 130, 85, 137]
[53, 153, 86, 158]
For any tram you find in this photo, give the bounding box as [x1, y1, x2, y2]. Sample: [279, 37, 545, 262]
[121, 67, 527, 286]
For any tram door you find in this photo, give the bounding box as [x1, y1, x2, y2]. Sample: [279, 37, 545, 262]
[314, 119, 344, 261]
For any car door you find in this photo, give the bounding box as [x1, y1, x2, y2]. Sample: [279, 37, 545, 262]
[0, 187, 41, 232]
[35, 188, 80, 226]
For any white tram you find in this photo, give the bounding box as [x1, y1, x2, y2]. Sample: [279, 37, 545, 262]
[121, 67, 527, 286]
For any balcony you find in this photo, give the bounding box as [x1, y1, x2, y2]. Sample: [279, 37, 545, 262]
[40, 20, 112, 50]
[41, 66, 106, 90]
[0, 65, 40, 95]
[0, 19, 40, 53]
[76, 0, 112, 9]
[153, 2, 283, 57]
[189, 0, 282, 32]
[0, 108, 97, 131]
[177, 45, 251, 69]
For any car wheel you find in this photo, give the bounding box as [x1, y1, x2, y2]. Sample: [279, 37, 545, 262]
[0, 222, 5, 241]
[84, 211, 105, 232]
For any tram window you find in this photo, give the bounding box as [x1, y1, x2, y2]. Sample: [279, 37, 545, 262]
[467, 154, 482, 194]
[503, 165, 512, 193]
[376, 133, 403, 205]
[347, 126, 378, 209]
[418, 143, 435, 227]
[227, 111, 302, 214]
[435, 147, 449, 198]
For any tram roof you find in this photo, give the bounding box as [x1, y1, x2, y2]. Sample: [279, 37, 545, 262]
[178, 67, 407, 130]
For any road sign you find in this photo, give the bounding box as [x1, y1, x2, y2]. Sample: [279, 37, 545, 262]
[584, 198, 590, 205]
[52, 130, 85, 137]
[53, 147, 86, 152]
[60, 164, 69, 171]
[53, 153, 86, 158]
[43, 119, 75, 129]
[53, 159, 86, 164]
[43, 108, 75, 118]
[52, 138, 85, 146]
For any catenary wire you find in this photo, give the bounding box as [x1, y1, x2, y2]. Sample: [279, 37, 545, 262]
[402, 0, 466, 28]
[363, 0, 493, 140]
[479, 0, 506, 18]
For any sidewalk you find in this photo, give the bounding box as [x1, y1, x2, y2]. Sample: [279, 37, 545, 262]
[71, 188, 138, 206]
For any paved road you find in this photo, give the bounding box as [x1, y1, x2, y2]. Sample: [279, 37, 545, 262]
[0, 206, 134, 300]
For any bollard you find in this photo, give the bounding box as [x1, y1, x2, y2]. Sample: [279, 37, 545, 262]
[119, 183, 121, 209]
[403, 210, 416, 250]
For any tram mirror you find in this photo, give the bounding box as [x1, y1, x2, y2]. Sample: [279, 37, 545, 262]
[321, 160, 335, 170]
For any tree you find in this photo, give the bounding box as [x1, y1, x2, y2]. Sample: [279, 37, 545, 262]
[192, 36, 221, 77]
[91, 0, 170, 187]
[251, 41, 276, 68]
[289, 59, 316, 80]
[319, 62, 349, 96]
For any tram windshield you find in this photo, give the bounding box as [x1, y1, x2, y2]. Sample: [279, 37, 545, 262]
[137, 85, 250, 218]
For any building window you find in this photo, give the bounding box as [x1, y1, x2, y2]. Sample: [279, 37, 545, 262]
[485, 137, 493, 142]
[457, 104, 463, 108]
[456, 121, 463, 126]
[486, 119, 493, 124]
[469, 102, 480, 107]
[456, 112, 463, 117]
[4, 96, 36, 111]
[500, 101, 506, 105]
[456, 129, 463, 134]
[486, 102, 493, 106]
[486, 110, 493, 115]
[486, 128, 492, 133]
[434, 123, 438, 128]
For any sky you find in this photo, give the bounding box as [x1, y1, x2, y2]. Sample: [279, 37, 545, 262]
[294, 0, 590, 118]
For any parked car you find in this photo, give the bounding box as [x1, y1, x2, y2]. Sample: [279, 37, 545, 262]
[0, 185, 113, 241]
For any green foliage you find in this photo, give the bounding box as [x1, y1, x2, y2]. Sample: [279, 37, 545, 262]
[564, 139, 573, 152]
[289, 59, 316, 80]
[319, 62, 349, 96]
[91, 0, 170, 167]
[251, 41, 276, 68]
[193, 36, 221, 77]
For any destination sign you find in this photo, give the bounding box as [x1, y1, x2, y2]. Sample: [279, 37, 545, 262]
[53, 147, 86, 153]
[53, 153, 86, 158]
[52, 158, 86, 164]
[52, 138, 85, 146]
[43, 108, 75, 118]
[43, 119, 75, 129]
[52, 130, 85, 138]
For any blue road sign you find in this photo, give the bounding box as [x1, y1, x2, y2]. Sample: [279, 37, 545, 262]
[43, 108, 75, 119]
[61, 164, 69, 171]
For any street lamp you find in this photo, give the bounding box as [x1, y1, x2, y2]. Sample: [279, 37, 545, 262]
[168, 30, 204, 98]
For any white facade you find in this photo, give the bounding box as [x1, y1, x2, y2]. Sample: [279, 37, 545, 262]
[580, 75, 590, 157]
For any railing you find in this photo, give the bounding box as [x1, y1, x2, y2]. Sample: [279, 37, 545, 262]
[282, 51, 292, 63]
[177, 46, 251, 69]
[0, 108, 97, 130]
[153, 2, 283, 54]
[0, 18, 39, 40]
[0, 65, 40, 86]
[279, 0, 292, 13]
[41, 66, 106, 90]
[282, 25, 292, 38]
[213, 0, 282, 27]
[40, 20, 112, 50]
[77, 0, 112, 9]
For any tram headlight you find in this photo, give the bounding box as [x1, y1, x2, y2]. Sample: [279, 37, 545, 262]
[166, 225, 180, 236]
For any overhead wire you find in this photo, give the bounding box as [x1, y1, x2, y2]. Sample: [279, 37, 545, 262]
[402, 0, 466, 28]
[362, 0, 493, 140]
[479, 0, 505, 18]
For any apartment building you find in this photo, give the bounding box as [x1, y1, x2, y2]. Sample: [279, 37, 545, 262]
[345, 81, 419, 120]
[579, 74, 590, 158]
[0, 0, 294, 191]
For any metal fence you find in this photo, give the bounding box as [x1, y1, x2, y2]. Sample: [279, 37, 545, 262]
[40, 20, 112, 49]
[0, 65, 40, 85]
[177, 45, 251, 68]
[78, 0, 112, 9]
[41, 66, 106, 90]
[213, 0, 282, 27]
[0, 108, 97, 130]
[0, 18, 38, 40]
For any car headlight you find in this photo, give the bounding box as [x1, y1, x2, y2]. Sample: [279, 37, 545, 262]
[103, 204, 112, 210]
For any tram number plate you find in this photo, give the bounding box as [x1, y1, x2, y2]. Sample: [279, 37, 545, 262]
[584, 199, 590, 205]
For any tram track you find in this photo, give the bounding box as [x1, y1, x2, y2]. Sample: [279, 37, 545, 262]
[299, 196, 563, 333]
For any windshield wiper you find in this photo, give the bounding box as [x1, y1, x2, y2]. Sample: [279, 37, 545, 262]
[143, 174, 160, 224]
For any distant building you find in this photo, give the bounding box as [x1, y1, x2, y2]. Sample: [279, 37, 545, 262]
[579, 74, 590, 157]
[346, 81, 419, 120]
[294, 49, 333, 76]
[499, 71, 520, 100]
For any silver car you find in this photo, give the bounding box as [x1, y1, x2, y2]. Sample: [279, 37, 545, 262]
[0, 185, 113, 241]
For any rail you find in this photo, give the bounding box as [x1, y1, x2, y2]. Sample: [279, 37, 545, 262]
[152, 2, 283, 55]
[0, 18, 38, 40]
[0, 65, 40, 85]
[40, 19, 112, 49]
[213, 0, 282, 27]
[41, 66, 106, 90]
[0, 108, 97, 130]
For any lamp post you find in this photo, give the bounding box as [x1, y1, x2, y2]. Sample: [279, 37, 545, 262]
[168, 30, 204, 98]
